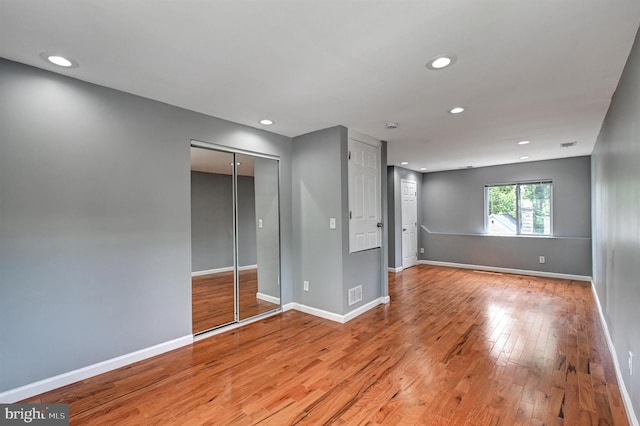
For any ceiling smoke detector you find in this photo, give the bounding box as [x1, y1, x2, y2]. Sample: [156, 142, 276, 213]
[560, 141, 578, 148]
[385, 122, 399, 129]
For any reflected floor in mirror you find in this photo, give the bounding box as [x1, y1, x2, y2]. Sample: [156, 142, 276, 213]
[25, 265, 629, 425]
[192, 269, 279, 334]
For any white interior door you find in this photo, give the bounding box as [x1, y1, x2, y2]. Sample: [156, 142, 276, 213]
[348, 134, 381, 253]
[401, 179, 418, 269]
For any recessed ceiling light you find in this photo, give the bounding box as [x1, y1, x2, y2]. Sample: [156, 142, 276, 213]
[259, 119, 273, 125]
[48, 56, 72, 67]
[426, 54, 457, 70]
[518, 140, 531, 145]
[520, 156, 529, 160]
[400, 161, 409, 165]
[420, 167, 427, 171]
[40, 52, 78, 68]
[448, 106, 466, 114]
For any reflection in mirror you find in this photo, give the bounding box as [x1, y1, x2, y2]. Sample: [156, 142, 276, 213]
[238, 154, 281, 320]
[190, 147, 235, 333]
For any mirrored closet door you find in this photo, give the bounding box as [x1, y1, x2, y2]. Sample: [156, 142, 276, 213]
[237, 154, 281, 320]
[191, 145, 281, 334]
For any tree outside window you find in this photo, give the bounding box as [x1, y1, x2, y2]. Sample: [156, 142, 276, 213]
[486, 182, 552, 236]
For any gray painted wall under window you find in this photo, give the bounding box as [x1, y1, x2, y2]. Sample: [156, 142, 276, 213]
[421, 157, 592, 276]
[0, 58, 293, 393]
[591, 27, 640, 421]
[190, 172, 257, 272]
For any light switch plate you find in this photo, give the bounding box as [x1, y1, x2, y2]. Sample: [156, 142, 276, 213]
[329, 218, 336, 229]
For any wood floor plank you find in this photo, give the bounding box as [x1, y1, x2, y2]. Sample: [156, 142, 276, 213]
[22, 265, 630, 425]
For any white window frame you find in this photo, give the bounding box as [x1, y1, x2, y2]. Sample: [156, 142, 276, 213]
[484, 180, 553, 236]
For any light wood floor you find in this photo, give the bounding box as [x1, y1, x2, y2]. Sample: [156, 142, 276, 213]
[25, 265, 629, 425]
[192, 269, 280, 333]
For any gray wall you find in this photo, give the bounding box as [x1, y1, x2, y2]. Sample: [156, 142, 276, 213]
[387, 166, 423, 269]
[191, 172, 256, 271]
[387, 167, 396, 268]
[592, 27, 640, 420]
[292, 126, 387, 315]
[421, 157, 592, 276]
[292, 127, 344, 313]
[379, 142, 390, 299]
[0, 58, 292, 393]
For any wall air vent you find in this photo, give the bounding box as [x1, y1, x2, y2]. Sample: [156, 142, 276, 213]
[560, 141, 577, 148]
[348, 285, 363, 306]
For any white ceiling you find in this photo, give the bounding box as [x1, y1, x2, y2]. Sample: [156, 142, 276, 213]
[2, 1, 639, 172]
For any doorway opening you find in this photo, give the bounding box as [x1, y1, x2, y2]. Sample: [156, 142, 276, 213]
[401, 179, 418, 269]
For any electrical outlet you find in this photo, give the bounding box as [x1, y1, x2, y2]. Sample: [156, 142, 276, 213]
[420, 248, 425, 254]
[629, 351, 634, 376]
[303, 281, 309, 292]
[329, 218, 336, 229]
[539, 256, 546, 264]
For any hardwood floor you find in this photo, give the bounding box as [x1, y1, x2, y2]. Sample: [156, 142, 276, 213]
[192, 269, 280, 333]
[25, 265, 629, 425]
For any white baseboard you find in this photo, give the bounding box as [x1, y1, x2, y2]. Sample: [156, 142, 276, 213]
[256, 292, 280, 305]
[238, 265, 258, 271]
[381, 296, 391, 304]
[343, 298, 386, 322]
[590, 282, 639, 426]
[287, 297, 386, 324]
[282, 302, 295, 312]
[0, 335, 193, 404]
[418, 260, 592, 282]
[388, 266, 403, 273]
[192, 264, 257, 277]
[286, 303, 344, 322]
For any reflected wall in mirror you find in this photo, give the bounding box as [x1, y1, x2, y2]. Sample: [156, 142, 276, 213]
[237, 154, 281, 320]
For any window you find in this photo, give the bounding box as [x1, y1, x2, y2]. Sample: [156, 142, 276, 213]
[485, 181, 552, 235]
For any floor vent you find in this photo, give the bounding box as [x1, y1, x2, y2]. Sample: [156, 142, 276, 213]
[348, 285, 363, 306]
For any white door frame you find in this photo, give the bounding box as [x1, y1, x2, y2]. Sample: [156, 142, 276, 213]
[401, 179, 418, 269]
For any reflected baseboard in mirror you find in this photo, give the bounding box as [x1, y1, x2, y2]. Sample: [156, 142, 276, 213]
[192, 269, 279, 334]
[236, 268, 280, 321]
